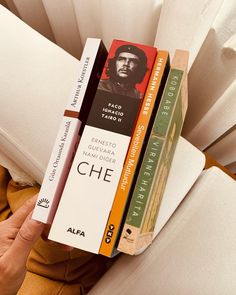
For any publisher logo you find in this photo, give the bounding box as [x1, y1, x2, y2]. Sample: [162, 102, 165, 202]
[67, 227, 85, 237]
[37, 198, 50, 208]
[105, 224, 115, 244]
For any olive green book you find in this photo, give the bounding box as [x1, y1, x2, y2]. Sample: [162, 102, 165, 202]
[118, 49, 189, 255]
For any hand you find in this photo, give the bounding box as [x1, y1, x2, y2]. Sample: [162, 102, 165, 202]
[0, 195, 44, 295]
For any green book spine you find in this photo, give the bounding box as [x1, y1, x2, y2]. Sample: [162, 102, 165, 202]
[118, 68, 184, 255]
[141, 90, 183, 237]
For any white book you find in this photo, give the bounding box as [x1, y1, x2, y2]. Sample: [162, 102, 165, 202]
[154, 0, 224, 70]
[0, 5, 79, 184]
[12, 0, 55, 42]
[42, 0, 83, 59]
[88, 167, 236, 295]
[32, 38, 107, 224]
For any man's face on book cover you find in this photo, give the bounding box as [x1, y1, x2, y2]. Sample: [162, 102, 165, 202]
[115, 52, 140, 80]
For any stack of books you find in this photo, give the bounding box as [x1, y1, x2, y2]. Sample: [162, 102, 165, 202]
[1, 6, 234, 260]
[31, 36, 189, 257]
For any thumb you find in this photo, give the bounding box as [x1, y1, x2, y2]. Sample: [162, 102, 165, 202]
[6, 211, 44, 266]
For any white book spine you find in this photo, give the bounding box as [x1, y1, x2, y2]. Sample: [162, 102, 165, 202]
[32, 38, 104, 223]
[32, 117, 81, 223]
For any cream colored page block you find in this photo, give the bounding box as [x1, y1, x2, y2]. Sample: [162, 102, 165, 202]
[206, 127, 236, 166]
[154, 0, 224, 69]
[186, 80, 236, 150]
[0, 6, 79, 183]
[13, 0, 55, 41]
[42, 0, 82, 59]
[100, 0, 162, 49]
[88, 167, 236, 295]
[184, 0, 236, 136]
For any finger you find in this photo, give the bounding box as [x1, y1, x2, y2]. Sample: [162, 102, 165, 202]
[7, 195, 38, 228]
[6, 211, 44, 266]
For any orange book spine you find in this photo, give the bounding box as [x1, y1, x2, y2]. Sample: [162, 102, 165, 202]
[99, 51, 170, 257]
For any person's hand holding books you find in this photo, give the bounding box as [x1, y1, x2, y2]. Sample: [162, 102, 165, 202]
[0, 195, 44, 295]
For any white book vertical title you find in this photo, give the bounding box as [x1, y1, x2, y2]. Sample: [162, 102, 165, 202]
[32, 39, 107, 223]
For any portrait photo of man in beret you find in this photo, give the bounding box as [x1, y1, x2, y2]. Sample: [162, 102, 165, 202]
[98, 44, 148, 99]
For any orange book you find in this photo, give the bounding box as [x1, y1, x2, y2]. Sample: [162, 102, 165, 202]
[99, 51, 170, 257]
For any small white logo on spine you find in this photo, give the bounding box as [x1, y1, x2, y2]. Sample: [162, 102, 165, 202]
[37, 198, 50, 208]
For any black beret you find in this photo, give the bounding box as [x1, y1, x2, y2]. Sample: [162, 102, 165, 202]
[115, 44, 147, 64]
